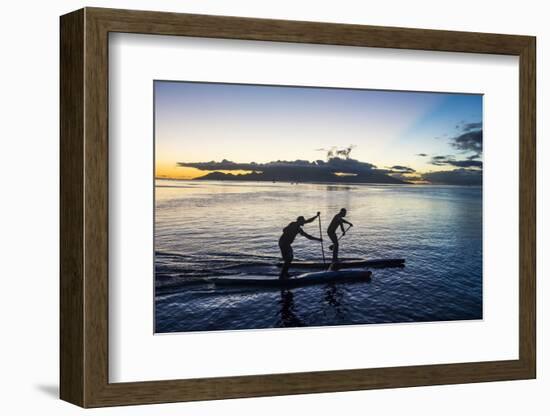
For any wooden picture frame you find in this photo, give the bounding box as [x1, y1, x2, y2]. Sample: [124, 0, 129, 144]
[60, 7, 536, 408]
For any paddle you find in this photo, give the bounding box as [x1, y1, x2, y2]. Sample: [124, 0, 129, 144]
[317, 212, 326, 265]
[329, 224, 352, 251]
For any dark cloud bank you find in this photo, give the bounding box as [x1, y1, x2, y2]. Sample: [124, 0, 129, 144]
[451, 130, 482, 157]
[178, 122, 482, 186]
[423, 169, 481, 186]
[430, 155, 482, 169]
[421, 122, 483, 185]
[178, 158, 408, 184]
[178, 156, 481, 186]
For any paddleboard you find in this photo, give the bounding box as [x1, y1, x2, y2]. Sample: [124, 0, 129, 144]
[211, 269, 372, 288]
[277, 258, 405, 269]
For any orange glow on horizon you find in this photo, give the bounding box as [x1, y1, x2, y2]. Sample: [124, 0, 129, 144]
[155, 163, 255, 180]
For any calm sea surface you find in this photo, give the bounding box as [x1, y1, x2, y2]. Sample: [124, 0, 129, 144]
[155, 180, 482, 333]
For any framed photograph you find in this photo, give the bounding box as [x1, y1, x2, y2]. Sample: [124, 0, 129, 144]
[60, 7, 536, 407]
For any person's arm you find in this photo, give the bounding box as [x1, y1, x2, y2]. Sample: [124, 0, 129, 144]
[342, 219, 353, 227]
[303, 212, 320, 224]
[299, 228, 322, 242]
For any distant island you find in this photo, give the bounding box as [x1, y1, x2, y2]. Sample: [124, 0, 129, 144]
[174, 150, 483, 186]
[178, 157, 410, 185]
[194, 169, 407, 184]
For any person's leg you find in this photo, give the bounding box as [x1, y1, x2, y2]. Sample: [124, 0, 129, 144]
[280, 260, 290, 279]
[332, 242, 339, 263]
[279, 244, 293, 279]
[329, 232, 339, 263]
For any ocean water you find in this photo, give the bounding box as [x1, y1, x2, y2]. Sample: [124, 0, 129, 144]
[155, 180, 482, 333]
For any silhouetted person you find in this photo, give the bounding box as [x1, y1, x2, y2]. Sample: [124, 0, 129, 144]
[327, 208, 353, 263]
[279, 213, 322, 279]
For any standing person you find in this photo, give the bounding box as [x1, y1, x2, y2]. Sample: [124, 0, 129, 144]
[327, 208, 353, 263]
[279, 213, 322, 279]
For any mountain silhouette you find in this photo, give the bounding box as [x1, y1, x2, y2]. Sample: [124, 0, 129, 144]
[185, 157, 409, 184]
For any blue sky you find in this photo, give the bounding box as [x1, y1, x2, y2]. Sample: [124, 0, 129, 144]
[154, 81, 482, 180]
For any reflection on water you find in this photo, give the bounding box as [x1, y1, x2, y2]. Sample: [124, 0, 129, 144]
[279, 289, 304, 327]
[155, 180, 482, 333]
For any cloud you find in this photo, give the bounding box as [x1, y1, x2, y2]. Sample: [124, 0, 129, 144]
[416, 153, 428, 157]
[455, 120, 482, 131]
[447, 160, 482, 168]
[422, 168, 482, 186]
[178, 157, 383, 175]
[447, 119, 483, 158]
[177, 157, 407, 184]
[450, 129, 482, 155]
[388, 165, 416, 173]
[323, 157, 377, 174]
[430, 155, 482, 169]
[430, 155, 452, 166]
[462, 122, 482, 131]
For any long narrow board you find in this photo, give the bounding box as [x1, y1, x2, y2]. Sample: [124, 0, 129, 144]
[211, 270, 372, 288]
[277, 258, 405, 269]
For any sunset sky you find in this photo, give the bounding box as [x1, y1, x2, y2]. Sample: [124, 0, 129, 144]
[154, 81, 482, 183]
